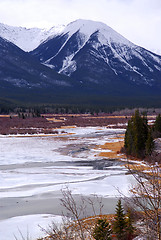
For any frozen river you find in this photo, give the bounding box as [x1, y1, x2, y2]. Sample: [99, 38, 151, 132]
[0, 127, 134, 239]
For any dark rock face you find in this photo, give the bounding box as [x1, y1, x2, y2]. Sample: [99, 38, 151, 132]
[31, 19, 161, 97]
[0, 36, 71, 89]
[0, 36, 77, 103]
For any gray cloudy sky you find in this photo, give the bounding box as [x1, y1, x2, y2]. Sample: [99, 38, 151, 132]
[0, 0, 161, 54]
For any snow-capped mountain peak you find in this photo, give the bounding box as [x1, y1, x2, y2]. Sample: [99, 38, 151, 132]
[33, 19, 136, 76]
[0, 22, 65, 51]
[31, 19, 161, 89]
[62, 19, 133, 48]
[1, 19, 161, 106]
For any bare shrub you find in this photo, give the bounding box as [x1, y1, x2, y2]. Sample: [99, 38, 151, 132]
[126, 161, 161, 240]
[40, 188, 105, 240]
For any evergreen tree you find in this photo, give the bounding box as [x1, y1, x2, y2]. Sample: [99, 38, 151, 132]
[146, 129, 154, 155]
[93, 219, 112, 240]
[113, 199, 127, 240]
[126, 208, 135, 240]
[124, 120, 134, 155]
[153, 114, 161, 136]
[124, 110, 153, 158]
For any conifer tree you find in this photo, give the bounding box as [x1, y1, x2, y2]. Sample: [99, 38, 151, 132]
[153, 114, 161, 136]
[126, 208, 135, 240]
[113, 199, 127, 240]
[93, 219, 112, 240]
[146, 129, 154, 155]
[124, 110, 153, 158]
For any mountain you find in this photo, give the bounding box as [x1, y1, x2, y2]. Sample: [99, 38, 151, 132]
[31, 19, 161, 96]
[1, 19, 161, 107]
[0, 22, 65, 51]
[0, 36, 76, 103]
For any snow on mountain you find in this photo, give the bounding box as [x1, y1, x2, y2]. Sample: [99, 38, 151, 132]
[57, 20, 161, 77]
[51, 19, 135, 75]
[1, 19, 161, 105]
[0, 22, 65, 52]
[63, 19, 133, 47]
[37, 19, 135, 75]
[31, 19, 161, 89]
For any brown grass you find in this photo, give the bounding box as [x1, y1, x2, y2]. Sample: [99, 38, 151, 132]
[97, 141, 125, 159]
[60, 125, 76, 129]
[99, 141, 124, 150]
[0, 115, 12, 117]
[46, 118, 65, 122]
[84, 116, 130, 119]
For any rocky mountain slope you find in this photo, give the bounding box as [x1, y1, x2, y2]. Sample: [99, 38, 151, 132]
[31, 19, 161, 93]
[1, 19, 161, 106]
[0, 36, 75, 103]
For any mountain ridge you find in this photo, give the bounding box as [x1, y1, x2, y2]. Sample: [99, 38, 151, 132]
[31, 19, 161, 89]
[0, 22, 65, 51]
[0, 19, 161, 107]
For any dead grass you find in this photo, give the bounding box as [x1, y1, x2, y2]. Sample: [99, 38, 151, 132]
[41, 214, 116, 240]
[99, 141, 124, 150]
[125, 163, 149, 172]
[0, 115, 12, 117]
[99, 151, 120, 158]
[126, 163, 161, 178]
[46, 118, 65, 122]
[97, 141, 125, 159]
[97, 136, 160, 176]
[60, 126, 76, 129]
[84, 116, 130, 119]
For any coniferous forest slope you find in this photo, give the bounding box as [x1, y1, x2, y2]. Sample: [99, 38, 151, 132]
[0, 19, 161, 107]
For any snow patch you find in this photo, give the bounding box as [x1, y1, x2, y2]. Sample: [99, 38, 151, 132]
[154, 65, 161, 71]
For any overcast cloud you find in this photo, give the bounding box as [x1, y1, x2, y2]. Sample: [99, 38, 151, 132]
[0, 0, 161, 54]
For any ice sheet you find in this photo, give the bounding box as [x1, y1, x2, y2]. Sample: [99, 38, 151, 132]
[0, 127, 132, 239]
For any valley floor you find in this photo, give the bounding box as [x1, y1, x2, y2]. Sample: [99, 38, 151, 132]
[0, 113, 130, 135]
[0, 114, 156, 239]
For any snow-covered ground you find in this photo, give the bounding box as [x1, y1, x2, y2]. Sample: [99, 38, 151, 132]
[0, 127, 134, 239]
[0, 214, 63, 240]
